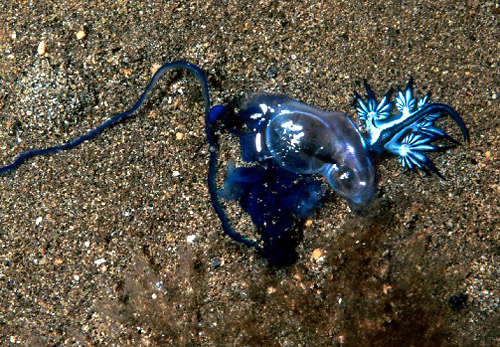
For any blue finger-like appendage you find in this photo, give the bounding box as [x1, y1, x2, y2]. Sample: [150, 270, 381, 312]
[355, 79, 468, 178]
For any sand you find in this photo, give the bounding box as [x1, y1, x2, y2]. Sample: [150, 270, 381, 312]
[0, 1, 499, 345]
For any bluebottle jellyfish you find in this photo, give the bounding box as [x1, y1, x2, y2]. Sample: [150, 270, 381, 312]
[0, 61, 468, 265]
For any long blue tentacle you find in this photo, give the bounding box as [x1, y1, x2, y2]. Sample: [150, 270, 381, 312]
[0, 60, 261, 251]
[205, 110, 262, 250]
[0, 61, 199, 174]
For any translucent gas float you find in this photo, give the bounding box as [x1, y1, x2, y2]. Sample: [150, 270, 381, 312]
[225, 93, 376, 210]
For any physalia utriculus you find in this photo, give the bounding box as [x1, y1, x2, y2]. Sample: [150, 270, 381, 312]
[0, 61, 468, 265]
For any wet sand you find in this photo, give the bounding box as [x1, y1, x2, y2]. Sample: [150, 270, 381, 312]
[0, 1, 499, 345]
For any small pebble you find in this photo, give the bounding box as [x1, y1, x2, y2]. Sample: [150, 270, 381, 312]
[267, 286, 277, 294]
[37, 41, 46, 55]
[175, 132, 184, 140]
[76, 30, 86, 40]
[172, 170, 180, 177]
[186, 235, 196, 244]
[311, 248, 323, 262]
[382, 284, 393, 294]
[94, 258, 106, 266]
[35, 216, 43, 225]
[150, 63, 162, 74]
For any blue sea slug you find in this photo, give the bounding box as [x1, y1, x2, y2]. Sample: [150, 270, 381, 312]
[0, 61, 468, 265]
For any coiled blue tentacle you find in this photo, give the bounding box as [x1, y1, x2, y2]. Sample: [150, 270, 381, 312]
[0, 61, 261, 252]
